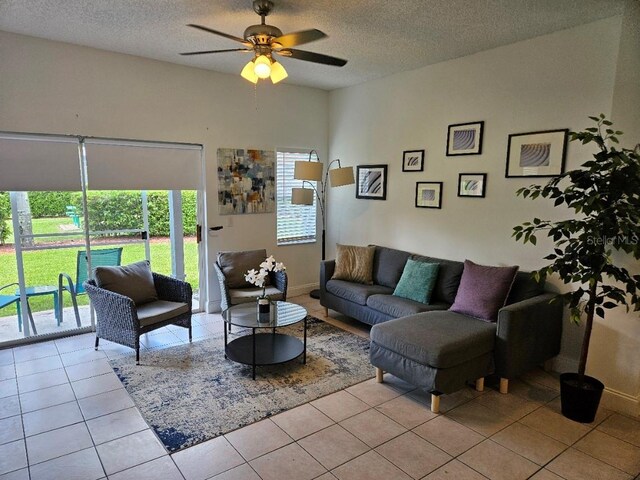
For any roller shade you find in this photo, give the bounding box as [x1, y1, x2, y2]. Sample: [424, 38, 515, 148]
[0, 135, 81, 191]
[84, 140, 202, 190]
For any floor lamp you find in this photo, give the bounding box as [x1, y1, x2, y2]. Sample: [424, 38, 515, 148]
[291, 150, 355, 299]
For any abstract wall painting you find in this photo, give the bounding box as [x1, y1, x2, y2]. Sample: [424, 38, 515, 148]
[446, 121, 484, 156]
[415, 182, 442, 209]
[217, 148, 276, 215]
[356, 165, 388, 200]
[505, 129, 568, 178]
[458, 173, 487, 198]
[402, 150, 425, 172]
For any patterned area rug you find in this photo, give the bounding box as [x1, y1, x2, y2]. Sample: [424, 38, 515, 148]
[109, 317, 372, 452]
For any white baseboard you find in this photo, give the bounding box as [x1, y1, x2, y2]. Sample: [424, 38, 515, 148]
[205, 283, 319, 313]
[602, 387, 640, 418]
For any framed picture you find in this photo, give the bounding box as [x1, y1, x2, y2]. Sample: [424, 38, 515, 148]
[458, 173, 487, 198]
[446, 121, 484, 156]
[415, 182, 442, 209]
[402, 150, 424, 172]
[356, 165, 388, 200]
[505, 129, 569, 178]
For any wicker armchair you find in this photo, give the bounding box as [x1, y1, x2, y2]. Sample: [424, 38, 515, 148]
[214, 249, 288, 312]
[84, 269, 192, 365]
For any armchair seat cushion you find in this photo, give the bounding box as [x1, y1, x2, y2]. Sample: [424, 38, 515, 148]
[137, 300, 190, 327]
[229, 286, 284, 305]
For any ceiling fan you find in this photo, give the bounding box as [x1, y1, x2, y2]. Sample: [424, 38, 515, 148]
[180, 0, 347, 84]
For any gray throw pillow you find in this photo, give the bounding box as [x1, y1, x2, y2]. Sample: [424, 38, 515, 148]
[95, 260, 158, 306]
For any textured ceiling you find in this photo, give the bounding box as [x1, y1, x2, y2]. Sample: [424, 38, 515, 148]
[0, 0, 626, 90]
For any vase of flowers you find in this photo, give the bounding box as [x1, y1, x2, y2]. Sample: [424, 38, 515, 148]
[245, 255, 286, 314]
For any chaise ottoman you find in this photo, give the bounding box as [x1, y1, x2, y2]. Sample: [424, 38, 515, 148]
[369, 310, 496, 412]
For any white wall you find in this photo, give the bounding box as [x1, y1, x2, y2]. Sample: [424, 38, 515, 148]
[0, 31, 329, 309]
[329, 16, 640, 415]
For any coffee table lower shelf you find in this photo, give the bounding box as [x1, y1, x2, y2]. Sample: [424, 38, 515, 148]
[225, 333, 305, 379]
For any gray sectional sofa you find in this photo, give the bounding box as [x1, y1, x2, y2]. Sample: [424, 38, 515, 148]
[320, 245, 563, 412]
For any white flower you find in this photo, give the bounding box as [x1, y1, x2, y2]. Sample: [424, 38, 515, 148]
[246, 257, 286, 289]
[260, 255, 276, 271]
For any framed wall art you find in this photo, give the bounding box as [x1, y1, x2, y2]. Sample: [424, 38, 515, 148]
[415, 182, 442, 209]
[446, 121, 484, 156]
[402, 149, 424, 172]
[458, 173, 487, 198]
[217, 148, 276, 215]
[505, 129, 569, 178]
[356, 164, 388, 200]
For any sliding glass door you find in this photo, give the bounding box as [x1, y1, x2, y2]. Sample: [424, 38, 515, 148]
[0, 133, 204, 346]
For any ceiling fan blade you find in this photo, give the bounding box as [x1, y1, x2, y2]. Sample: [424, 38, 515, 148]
[180, 48, 252, 56]
[187, 24, 251, 46]
[273, 29, 327, 48]
[279, 48, 347, 67]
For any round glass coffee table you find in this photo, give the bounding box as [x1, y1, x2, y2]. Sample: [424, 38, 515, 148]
[222, 301, 308, 379]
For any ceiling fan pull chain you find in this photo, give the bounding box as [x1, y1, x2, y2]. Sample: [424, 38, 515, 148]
[254, 82, 259, 112]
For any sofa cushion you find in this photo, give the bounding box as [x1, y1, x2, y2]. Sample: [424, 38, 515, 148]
[410, 255, 463, 304]
[506, 271, 544, 305]
[326, 280, 393, 305]
[450, 260, 519, 321]
[218, 249, 268, 289]
[137, 300, 189, 327]
[370, 311, 496, 369]
[367, 294, 449, 318]
[393, 260, 439, 304]
[95, 261, 158, 306]
[332, 244, 376, 285]
[372, 246, 411, 288]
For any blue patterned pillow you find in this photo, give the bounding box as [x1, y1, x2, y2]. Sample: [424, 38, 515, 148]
[393, 260, 439, 304]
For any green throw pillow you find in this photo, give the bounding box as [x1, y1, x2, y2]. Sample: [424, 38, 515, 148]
[393, 260, 439, 304]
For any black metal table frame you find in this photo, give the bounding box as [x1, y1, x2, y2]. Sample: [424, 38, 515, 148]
[224, 315, 307, 380]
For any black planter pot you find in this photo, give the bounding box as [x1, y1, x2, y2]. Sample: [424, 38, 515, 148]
[560, 373, 604, 423]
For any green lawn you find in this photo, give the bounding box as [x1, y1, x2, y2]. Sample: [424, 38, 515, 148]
[0, 237, 199, 317]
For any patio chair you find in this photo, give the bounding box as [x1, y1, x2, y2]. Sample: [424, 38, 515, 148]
[0, 283, 37, 335]
[58, 247, 123, 327]
[84, 260, 192, 365]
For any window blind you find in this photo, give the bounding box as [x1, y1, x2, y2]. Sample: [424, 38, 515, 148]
[277, 150, 317, 245]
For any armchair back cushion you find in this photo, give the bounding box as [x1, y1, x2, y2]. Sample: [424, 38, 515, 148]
[94, 261, 158, 306]
[218, 249, 268, 289]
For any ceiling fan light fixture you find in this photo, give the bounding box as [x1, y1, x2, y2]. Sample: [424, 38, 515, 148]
[253, 55, 272, 79]
[270, 60, 288, 84]
[241, 60, 259, 83]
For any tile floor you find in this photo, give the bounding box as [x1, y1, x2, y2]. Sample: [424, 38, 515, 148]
[0, 294, 639, 480]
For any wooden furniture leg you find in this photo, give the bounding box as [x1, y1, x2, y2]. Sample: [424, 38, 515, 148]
[375, 367, 384, 383]
[475, 377, 485, 392]
[430, 394, 440, 414]
[500, 378, 509, 394]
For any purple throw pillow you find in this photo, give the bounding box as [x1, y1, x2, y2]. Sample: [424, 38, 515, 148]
[449, 260, 519, 321]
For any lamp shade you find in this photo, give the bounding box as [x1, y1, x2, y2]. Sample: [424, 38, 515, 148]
[291, 187, 314, 205]
[294, 161, 323, 181]
[329, 166, 355, 187]
[270, 61, 288, 84]
[240, 61, 259, 84]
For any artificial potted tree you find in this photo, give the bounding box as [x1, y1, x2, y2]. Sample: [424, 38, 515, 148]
[513, 114, 640, 423]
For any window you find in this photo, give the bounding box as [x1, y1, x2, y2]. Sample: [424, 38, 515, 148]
[277, 149, 317, 245]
